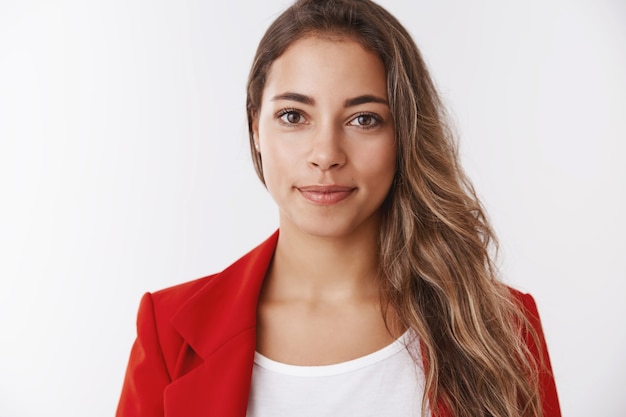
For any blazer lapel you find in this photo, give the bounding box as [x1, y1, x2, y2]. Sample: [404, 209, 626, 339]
[163, 231, 279, 417]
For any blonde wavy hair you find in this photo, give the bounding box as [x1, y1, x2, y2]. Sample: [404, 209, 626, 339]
[246, 1, 544, 416]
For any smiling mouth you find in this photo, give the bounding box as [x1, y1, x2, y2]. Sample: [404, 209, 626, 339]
[297, 185, 356, 205]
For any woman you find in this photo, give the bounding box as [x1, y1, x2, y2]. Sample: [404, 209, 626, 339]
[117, 0, 560, 416]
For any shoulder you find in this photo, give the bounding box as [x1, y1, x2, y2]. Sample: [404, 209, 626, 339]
[507, 287, 541, 321]
[131, 274, 222, 370]
[505, 286, 550, 369]
[508, 286, 535, 305]
[148, 273, 219, 317]
[506, 287, 562, 415]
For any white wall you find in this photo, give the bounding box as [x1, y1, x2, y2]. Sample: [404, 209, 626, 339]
[0, 0, 624, 415]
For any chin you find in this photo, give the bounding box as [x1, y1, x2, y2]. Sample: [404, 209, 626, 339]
[282, 212, 381, 241]
[300, 225, 356, 239]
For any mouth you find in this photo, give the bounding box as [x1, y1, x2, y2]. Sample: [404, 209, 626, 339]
[296, 185, 356, 205]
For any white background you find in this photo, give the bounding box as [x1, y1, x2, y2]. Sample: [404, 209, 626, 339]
[1, 0, 624, 416]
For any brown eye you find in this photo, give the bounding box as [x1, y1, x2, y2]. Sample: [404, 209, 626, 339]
[279, 110, 304, 125]
[349, 113, 381, 129]
[357, 115, 373, 126]
[287, 112, 301, 123]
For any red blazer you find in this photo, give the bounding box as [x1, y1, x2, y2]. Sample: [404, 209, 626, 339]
[116, 231, 561, 417]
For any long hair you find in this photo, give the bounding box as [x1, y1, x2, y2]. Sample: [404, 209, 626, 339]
[246, 1, 543, 416]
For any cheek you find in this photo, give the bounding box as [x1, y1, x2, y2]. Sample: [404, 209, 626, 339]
[362, 141, 397, 179]
[371, 147, 397, 197]
[259, 140, 298, 188]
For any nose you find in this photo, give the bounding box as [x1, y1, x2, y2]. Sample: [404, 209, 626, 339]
[306, 124, 346, 171]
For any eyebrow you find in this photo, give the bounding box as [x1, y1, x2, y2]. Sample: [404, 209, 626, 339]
[271, 92, 388, 107]
[344, 95, 388, 107]
[271, 92, 315, 105]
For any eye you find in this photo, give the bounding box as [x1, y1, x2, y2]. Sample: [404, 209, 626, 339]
[348, 113, 381, 129]
[277, 109, 306, 125]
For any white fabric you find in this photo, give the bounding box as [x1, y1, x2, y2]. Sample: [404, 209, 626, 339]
[246, 330, 425, 417]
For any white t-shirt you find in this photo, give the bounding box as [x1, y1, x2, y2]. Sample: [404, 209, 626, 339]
[246, 330, 425, 417]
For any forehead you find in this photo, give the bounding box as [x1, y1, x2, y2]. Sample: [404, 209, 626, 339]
[262, 35, 387, 101]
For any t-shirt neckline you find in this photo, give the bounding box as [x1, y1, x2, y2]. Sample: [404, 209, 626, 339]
[253, 329, 414, 377]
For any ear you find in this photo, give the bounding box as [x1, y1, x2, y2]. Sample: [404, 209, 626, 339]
[251, 111, 261, 152]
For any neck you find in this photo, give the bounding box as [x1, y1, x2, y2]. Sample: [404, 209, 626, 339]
[265, 221, 381, 302]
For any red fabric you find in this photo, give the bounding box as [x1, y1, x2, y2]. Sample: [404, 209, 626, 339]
[516, 289, 562, 417]
[116, 231, 561, 416]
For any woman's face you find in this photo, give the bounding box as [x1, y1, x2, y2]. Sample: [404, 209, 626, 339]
[253, 35, 396, 239]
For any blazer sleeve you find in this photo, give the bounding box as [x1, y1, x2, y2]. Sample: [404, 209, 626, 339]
[518, 292, 562, 417]
[116, 293, 170, 417]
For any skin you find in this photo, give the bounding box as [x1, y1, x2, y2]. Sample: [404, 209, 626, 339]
[253, 35, 399, 366]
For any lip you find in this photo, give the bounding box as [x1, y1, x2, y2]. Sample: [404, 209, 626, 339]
[297, 185, 356, 205]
